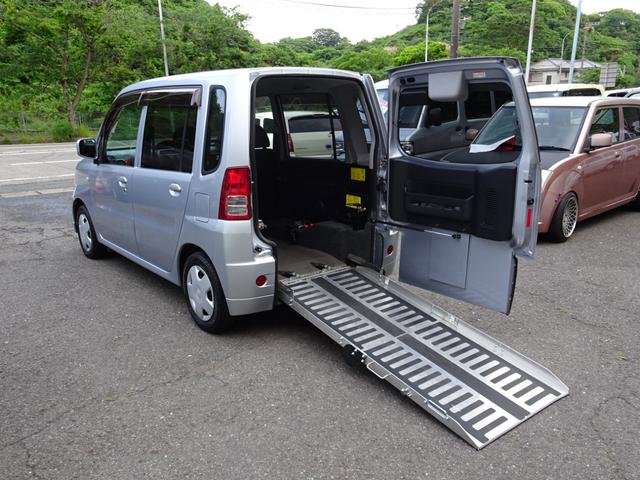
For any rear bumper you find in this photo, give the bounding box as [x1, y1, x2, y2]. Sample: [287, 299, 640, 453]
[226, 293, 274, 316]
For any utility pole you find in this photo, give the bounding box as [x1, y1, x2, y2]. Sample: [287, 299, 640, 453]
[568, 0, 582, 84]
[424, 0, 442, 62]
[158, 0, 169, 76]
[581, 25, 591, 69]
[450, 0, 460, 59]
[524, 0, 537, 85]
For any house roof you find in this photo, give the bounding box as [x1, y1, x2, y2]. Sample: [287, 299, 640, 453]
[531, 58, 602, 71]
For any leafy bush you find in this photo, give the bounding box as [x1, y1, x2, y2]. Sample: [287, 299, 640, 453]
[1, 137, 11, 144]
[75, 124, 94, 138]
[51, 120, 74, 142]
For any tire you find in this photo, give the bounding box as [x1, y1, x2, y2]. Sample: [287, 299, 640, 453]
[548, 193, 579, 243]
[629, 191, 640, 210]
[182, 251, 232, 333]
[76, 205, 107, 259]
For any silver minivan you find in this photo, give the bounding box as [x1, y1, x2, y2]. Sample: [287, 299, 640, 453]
[74, 59, 567, 449]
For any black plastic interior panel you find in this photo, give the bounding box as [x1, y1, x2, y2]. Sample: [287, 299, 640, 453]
[388, 158, 516, 241]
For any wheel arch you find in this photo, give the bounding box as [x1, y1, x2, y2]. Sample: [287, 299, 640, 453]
[177, 243, 228, 297]
[72, 198, 86, 232]
[178, 242, 233, 328]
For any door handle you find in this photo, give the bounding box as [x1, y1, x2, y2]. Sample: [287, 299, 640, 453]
[118, 176, 128, 189]
[614, 151, 622, 159]
[169, 183, 182, 196]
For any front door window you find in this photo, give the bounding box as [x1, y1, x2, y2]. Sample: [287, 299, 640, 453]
[104, 99, 142, 167]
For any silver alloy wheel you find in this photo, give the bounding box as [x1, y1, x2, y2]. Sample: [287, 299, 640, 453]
[562, 195, 578, 238]
[78, 213, 93, 252]
[186, 265, 214, 322]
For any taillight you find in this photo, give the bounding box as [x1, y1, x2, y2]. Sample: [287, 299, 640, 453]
[218, 167, 251, 220]
[287, 133, 294, 153]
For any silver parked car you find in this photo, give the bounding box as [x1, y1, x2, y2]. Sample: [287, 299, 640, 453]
[73, 60, 567, 449]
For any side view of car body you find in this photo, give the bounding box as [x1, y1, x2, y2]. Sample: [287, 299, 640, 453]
[467, 96, 640, 241]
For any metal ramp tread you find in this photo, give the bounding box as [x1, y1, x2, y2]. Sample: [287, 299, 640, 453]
[280, 267, 568, 449]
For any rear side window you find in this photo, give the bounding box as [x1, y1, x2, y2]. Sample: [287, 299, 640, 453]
[623, 107, 640, 140]
[141, 92, 197, 173]
[202, 88, 227, 174]
[590, 108, 621, 144]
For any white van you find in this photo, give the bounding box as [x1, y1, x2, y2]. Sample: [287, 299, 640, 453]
[255, 110, 342, 158]
[73, 59, 567, 448]
[528, 83, 604, 99]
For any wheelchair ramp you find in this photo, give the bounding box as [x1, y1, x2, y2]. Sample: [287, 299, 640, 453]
[279, 266, 568, 449]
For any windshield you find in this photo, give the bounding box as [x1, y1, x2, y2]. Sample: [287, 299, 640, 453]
[475, 105, 587, 151]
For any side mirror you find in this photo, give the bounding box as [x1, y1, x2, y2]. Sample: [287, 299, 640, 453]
[465, 128, 479, 141]
[589, 133, 613, 150]
[77, 138, 96, 159]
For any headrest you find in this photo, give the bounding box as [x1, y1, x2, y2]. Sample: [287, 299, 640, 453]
[255, 125, 270, 149]
[429, 107, 443, 127]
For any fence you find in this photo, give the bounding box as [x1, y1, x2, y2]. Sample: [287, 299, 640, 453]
[0, 111, 105, 143]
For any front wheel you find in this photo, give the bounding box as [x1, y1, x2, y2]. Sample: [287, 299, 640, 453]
[76, 205, 107, 259]
[182, 252, 232, 333]
[548, 193, 578, 243]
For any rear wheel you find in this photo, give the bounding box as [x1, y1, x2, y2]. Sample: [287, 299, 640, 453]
[548, 193, 578, 243]
[76, 205, 107, 259]
[182, 251, 232, 333]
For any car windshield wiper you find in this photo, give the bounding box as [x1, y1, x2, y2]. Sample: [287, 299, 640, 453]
[539, 145, 571, 151]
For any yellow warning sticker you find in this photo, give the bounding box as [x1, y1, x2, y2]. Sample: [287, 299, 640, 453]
[346, 194, 362, 209]
[350, 167, 366, 182]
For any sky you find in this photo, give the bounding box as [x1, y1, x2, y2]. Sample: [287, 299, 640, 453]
[209, 0, 640, 43]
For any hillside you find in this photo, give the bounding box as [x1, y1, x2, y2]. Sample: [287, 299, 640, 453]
[0, 0, 638, 143]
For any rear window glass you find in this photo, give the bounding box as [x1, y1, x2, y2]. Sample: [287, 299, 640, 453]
[565, 88, 601, 97]
[289, 115, 342, 133]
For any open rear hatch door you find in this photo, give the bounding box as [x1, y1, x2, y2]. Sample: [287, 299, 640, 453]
[380, 57, 540, 314]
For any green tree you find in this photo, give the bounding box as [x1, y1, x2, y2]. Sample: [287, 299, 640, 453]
[1, 0, 108, 126]
[393, 42, 448, 66]
[312, 28, 341, 47]
[332, 47, 393, 80]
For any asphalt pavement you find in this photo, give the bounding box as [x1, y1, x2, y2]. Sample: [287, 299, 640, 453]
[0, 144, 638, 479]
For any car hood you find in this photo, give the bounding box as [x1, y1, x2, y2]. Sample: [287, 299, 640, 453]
[540, 150, 570, 170]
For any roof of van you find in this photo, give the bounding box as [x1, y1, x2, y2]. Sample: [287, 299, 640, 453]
[527, 83, 604, 93]
[527, 96, 640, 107]
[118, 67, 364, 97]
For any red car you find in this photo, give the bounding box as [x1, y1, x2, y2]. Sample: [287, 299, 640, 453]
[471, 97, 640, 241]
